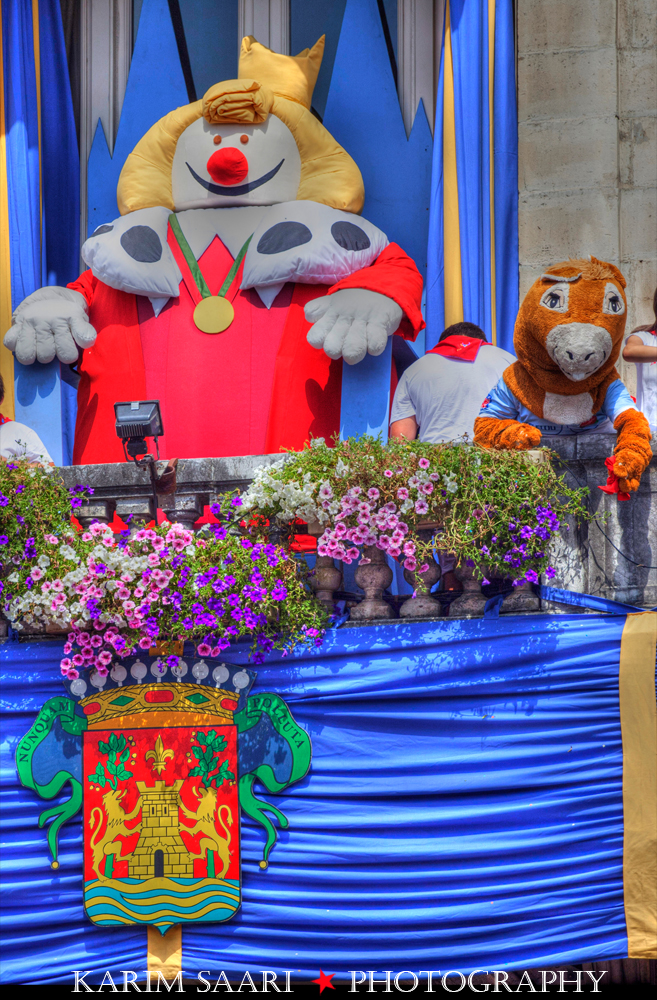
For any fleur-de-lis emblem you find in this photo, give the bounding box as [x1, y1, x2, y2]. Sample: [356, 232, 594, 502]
[145, 735, 174, 774]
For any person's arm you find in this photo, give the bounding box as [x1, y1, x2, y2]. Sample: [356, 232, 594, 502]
[389, 371, 419, 440]
[622, 334, 657, 363]
[390, 416, 418, 440]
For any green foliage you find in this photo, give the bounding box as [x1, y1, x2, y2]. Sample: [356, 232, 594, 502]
[188, 730, 235, 789]
[87, 732, 132, 790]
[242, 435, 595, 584]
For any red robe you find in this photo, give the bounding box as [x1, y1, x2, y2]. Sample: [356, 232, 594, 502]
[68, 228, 424, 465]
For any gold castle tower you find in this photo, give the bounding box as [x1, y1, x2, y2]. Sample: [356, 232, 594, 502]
[128, 780, 195, 879]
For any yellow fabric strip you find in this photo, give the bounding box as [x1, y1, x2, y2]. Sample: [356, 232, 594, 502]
[442, 0, 463, 327]
[619, 611, 657, 959]
[0, 12, 15, 418]
[147, 924, 182, 977]
[32, 0, 43, 232]
[487, 0, 497, 345]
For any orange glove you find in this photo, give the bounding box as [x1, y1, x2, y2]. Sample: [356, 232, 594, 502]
[474, 417, 542, 451]
[613, 409, 653, 493]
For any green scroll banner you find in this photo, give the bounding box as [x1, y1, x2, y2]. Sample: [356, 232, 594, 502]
[235, 692, 311, 868]
[15, 696, 87, 866]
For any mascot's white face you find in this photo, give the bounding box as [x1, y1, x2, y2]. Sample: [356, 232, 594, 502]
[172, 115, 302, 211]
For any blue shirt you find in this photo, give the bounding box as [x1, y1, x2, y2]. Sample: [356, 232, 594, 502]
[478, 378, 636, 436]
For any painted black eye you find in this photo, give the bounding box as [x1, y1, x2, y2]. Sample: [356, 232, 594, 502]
[546, 293, 561, 309]
[609, 295, 621, 313]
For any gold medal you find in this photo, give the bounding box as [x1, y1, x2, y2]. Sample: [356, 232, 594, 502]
[193, 295, 235, 334]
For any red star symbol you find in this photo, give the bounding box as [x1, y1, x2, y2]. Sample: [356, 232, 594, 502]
[312, 970, 336, 993]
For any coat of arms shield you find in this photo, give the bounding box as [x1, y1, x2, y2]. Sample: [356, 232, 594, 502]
[16, 656, 311, 934]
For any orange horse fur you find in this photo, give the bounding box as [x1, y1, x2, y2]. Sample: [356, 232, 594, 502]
[474, 257, 652, 493]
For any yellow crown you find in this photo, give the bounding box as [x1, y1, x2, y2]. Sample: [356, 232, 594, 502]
[81, 683, 239, 729]
[238, 34, 325, 109]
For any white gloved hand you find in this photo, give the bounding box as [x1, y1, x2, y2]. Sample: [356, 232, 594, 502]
[305, 288, 403, 365]
[4, 287, 97, 365]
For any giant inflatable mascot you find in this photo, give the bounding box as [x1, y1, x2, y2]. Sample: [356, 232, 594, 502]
[474, 257, 652, 494]
[4, 37, 423, 464]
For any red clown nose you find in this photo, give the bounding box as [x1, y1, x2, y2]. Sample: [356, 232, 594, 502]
[206, 147, 248, 186]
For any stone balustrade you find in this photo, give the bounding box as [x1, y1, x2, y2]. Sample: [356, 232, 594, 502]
[46, 434, 657, 622]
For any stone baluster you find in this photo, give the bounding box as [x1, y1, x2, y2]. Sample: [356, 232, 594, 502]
[399, 528, 442, 617]
[267, 521, 291, 548]
[502, 578, 540, 613]
[115, 497, 156, 530]
[304, 521, 343, 614]
[76, 499, 116, 530]
[448, 563, 488, 617]
[161, 493, 206, 531]
[310, 556, 343, 614]
[351, 545, 395, 620]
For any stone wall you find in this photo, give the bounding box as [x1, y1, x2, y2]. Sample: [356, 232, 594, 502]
[517, 0, 657, 395]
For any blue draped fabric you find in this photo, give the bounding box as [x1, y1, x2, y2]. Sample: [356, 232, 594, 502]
[426, 0, 518, 352]
[492, 0, 519, 353]
[450, 0, 492, 339]
[0, 615, 630, 985]
[1, 0, 80, 464]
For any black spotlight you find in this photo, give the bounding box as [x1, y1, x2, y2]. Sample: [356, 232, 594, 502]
[114, 400, 164, 514]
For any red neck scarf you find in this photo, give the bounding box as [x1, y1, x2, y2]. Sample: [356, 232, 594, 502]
[427, 335, 490, 362]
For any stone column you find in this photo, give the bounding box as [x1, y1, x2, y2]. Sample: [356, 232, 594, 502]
[448, 564, 487, 617]
[351, 546, 395, 621]
[517, 0, 657, 395]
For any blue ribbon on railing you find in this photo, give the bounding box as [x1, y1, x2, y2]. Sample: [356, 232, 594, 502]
[484, 586, 656, 619]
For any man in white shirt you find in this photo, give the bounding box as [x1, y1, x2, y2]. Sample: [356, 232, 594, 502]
[389, 322, 515, 591]
[389, 322, 515, 444]
[622, 288, 657, 433]
[0, 375, 53, 464]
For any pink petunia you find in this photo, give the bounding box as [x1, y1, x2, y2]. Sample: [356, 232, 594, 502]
[72, 654, 84, 667]
[418, 457, 430, 469]
[397, 487, 409, 500]
[197, 643, 211, 656]
[405, 557, 417, 572]
[60, 657, 72, 671]
[383, 470, 393, 478]
[98, 650, 112, 666]
[415, 500, 429, 514]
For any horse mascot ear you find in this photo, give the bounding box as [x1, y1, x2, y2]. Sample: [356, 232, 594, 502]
[236, 692, 311, 869]
[474, 257, 652, 495]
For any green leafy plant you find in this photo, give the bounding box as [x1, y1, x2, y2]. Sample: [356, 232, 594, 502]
[87, 732, 132, 789]
[1, 468, 327, 673]
[189, 730, 235, 789]
[241, 435, 595, 585]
